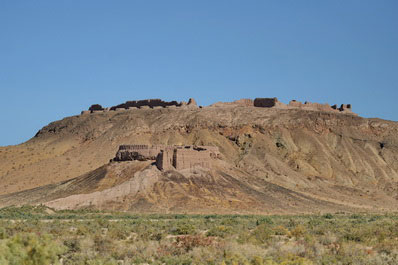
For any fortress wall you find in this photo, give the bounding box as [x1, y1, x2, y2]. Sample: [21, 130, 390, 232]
[110, 99, 182, 110]
[203, 146, 221, 158]
[253, 98, 278, 108]
[114, 145, 165, 161]
[288, 101, 332, 111]
[209, 98, 254, 108]
[233, 99, 254, 106]
[114, 145, 218, 170]
[85, 97, 356, 116]
[89, 104, 104, 112]
[156, 149, 174, 171]
[254, 97, 289, 109]
[288, 100, 356, 114]
[302, 102, 333, 112]
[288, 100, 302, 108]
[339, 104, 356, 115]
[174, 149, 210, 170]
[174, 148, 211, 170]
[86, 98, 197, 113]
[339, 104, 352, 111]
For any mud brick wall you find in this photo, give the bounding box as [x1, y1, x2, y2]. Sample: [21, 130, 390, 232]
[254, 98, 278, 108]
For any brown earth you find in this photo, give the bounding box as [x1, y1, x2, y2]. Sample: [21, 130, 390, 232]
[1, 105, 398, 213]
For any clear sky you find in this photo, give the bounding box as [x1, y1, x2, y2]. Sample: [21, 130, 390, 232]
[1, 1, 397, 146]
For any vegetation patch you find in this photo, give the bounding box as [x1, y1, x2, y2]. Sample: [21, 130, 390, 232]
[0, 206, 398, 264]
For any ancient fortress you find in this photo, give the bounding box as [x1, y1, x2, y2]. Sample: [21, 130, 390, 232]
[82, 97, 356, 115]
[90, 97, 355, 170]
[113, 145, 220, 171]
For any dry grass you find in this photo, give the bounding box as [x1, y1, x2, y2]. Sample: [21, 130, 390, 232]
[0, 206, 398, 264]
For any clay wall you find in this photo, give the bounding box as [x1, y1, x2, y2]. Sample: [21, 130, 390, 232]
[110, 99, 182, 110]
[174, 147, 211, 170]
[89, 104, 104, 112]
[85, 98, 198, 113]
[302, 102, 333, 112]
[202, 146, 221, 158]
[254, 98, 278, 108]
[210, 98, 254, 107]
[114, 144, 218, 171]
[156, 149, 174, 170]
[288, 100, 302, 108]
[84, 97, 355, 116]
[339, 104, 352, 111]
[234, 99, 254, 106]
[114, 145, 165, 161]
[288, 100, 355, 115]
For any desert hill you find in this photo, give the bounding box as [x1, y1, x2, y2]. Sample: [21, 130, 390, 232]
[1, 99, 398, 213]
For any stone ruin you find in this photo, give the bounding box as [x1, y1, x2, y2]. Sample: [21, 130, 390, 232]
[113, 145, 163, 161]
[254, 97, 286, 108]
[210, 98, 254, 107]
[286, 100, 355, 115]
[82, 98, 198, 114]
[253, 98, 356, 115]
[82, 96, 357, 116]
[112, 144, 220, 171]
[209, 97, 355, 115]
[110, 99, 181, 110]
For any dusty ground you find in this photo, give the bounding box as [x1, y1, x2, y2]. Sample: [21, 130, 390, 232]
[1, 105, 398, 213]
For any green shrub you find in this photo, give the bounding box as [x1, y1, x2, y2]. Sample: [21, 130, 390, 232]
[206, 225, 232, 238]
[322, 213, 334, 219]
[171, 223, 196, 235]
[63, 238, 81, 253]
[250, 224, 273, 244]
[0, 227, 7, 239]
[0, 233, 65, 265]
[290, 224, 307, 238]
[256, 217, 274, 225]
[273, 225, 290, 236]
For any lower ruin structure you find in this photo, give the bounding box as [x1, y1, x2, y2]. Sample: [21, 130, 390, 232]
[113, 145, 220, 171]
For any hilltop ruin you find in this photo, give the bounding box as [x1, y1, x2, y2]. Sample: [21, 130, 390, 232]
[253, 98, 355, 115]
[82, 97, 356, 115]
[112, 144, 220, 171]
[83, 98, 198, 114]
[210, 97, 356, 115]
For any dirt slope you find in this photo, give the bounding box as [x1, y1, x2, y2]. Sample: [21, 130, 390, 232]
[0, 160, 357, 214]
[1, 105, 398, 213]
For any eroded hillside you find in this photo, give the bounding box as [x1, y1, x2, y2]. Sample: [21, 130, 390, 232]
[1, 105, 398, 213]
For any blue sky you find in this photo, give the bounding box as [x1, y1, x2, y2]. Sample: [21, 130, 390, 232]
[1, 1, 397, 146]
